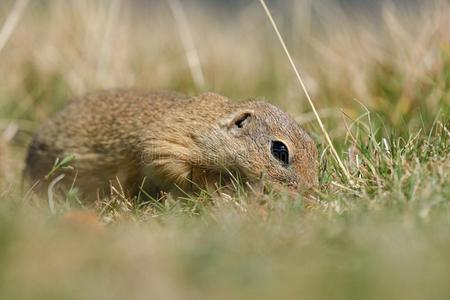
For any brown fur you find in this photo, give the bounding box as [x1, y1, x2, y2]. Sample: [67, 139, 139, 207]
[24, 90, 318, 201]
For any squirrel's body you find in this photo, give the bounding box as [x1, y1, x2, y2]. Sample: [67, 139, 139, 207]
[25, 90, 318, 200]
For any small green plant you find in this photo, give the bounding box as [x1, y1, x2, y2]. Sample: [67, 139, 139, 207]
[44, 154, 75, 180]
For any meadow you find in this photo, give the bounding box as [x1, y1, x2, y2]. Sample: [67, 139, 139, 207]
[0, 0, 449, 299]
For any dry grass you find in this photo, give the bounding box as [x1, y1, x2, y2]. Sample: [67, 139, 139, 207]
[0, 0, 449, 299]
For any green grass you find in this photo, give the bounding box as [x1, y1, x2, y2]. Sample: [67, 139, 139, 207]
[0, 0, 449, 299]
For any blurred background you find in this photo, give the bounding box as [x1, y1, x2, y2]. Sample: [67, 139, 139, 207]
[0, 0, 447, 122]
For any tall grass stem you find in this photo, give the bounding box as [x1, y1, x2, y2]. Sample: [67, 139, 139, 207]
[0, 0, 30, 55]
[167, 0, 206, 89]
[96, 0, 122, 87]
[257, 0, 352, 183]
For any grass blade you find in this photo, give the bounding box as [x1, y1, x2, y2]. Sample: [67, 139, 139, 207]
[257, 0, 352, 183]
[167, 0, 206, 89]
[0, 0, 29, 55]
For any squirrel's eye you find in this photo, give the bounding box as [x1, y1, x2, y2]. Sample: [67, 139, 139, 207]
[271, 140, 289, 166]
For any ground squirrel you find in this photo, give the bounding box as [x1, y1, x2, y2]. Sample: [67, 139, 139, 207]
[24, 90, 318, 201]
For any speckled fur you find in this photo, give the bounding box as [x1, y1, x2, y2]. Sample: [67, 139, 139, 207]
[24, 90, 318, 200]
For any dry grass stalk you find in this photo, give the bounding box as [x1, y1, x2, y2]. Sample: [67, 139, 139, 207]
[167, 0, 206, 89]
[96, 0, 123, 87]
[0, 0, 30, 55]
[257, 0, 352, 183]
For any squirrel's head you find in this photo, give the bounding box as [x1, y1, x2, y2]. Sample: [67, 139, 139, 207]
[202, 100, 319, 190]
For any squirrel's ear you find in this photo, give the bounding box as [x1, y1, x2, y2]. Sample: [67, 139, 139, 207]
[220, 110, 254, 130]
[232, 111, 252, 129]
